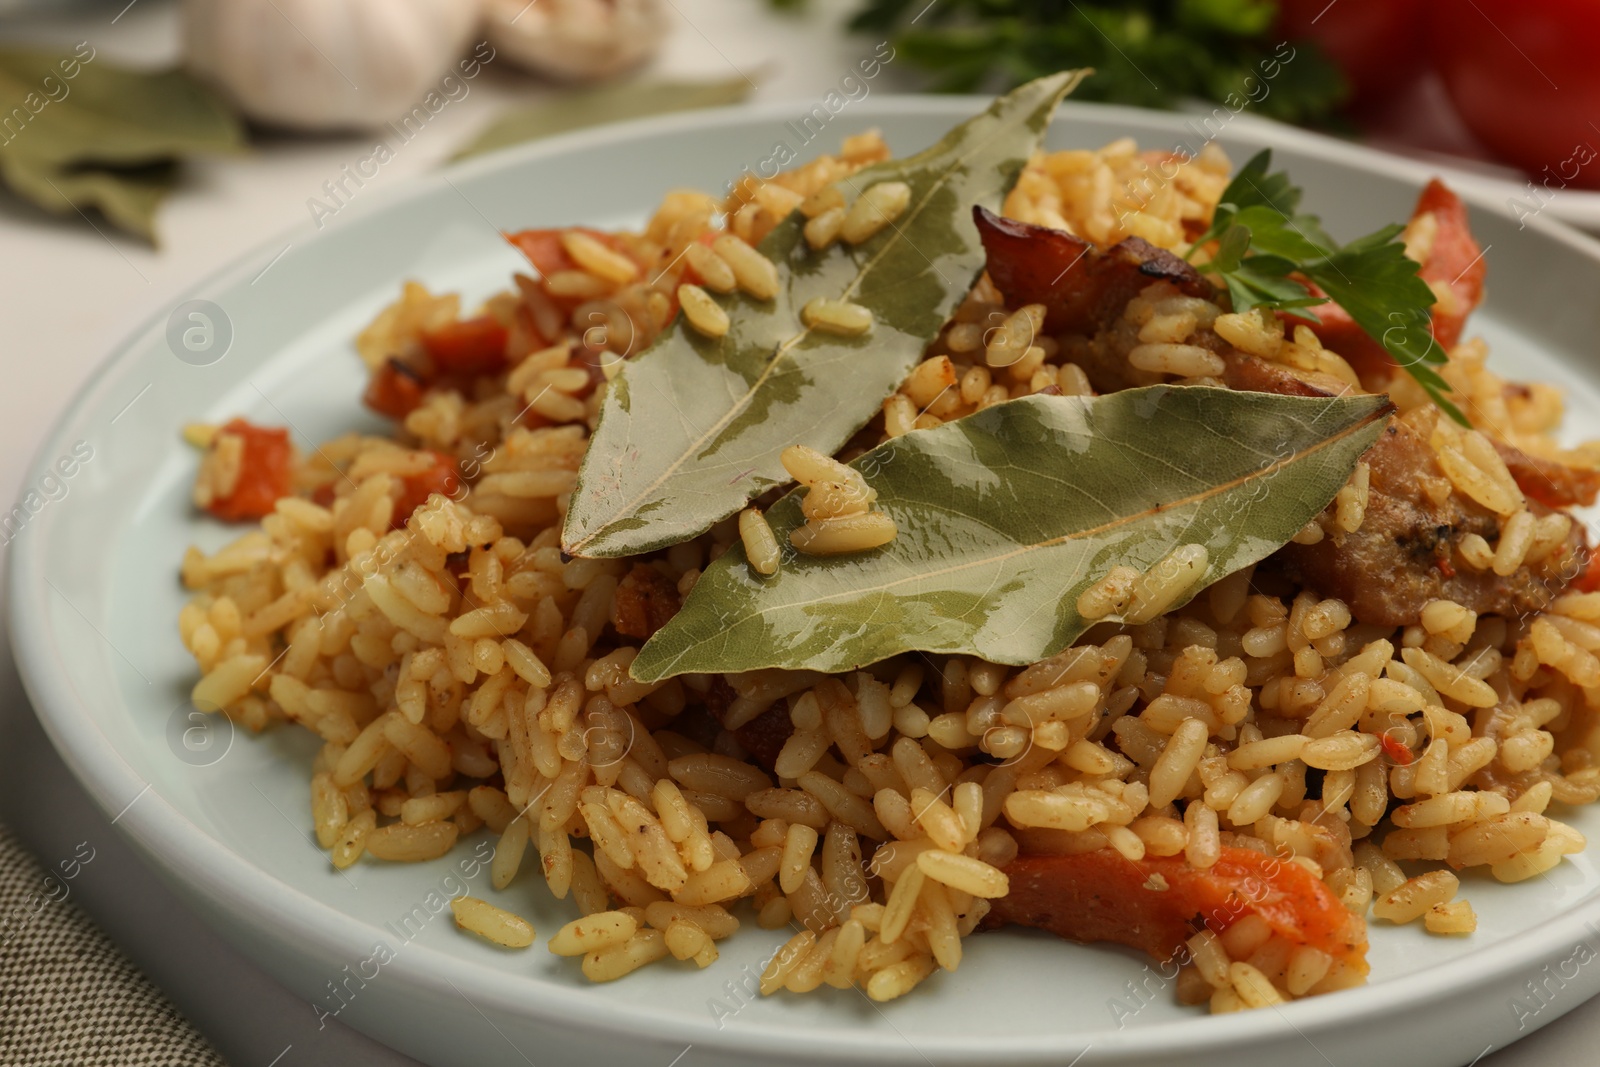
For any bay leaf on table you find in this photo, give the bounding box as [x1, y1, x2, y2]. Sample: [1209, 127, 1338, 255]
[0, 155, 175, 242]
[0, 49, 244, 241]
[453, 77, 754, 161]
[631, 387, 1392, 681]
[562, 70, 1090, 559]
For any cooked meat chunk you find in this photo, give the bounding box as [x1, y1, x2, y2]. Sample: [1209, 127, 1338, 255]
[610, 563, 681, 640]
[974, 205, 1215, 336]
[978, 205, 1357, 399]
[1220, 351, 1354, 399]
[1212, 343, 1592, 627]
[1271, 408, 1587, 627]
[701, 675, 790, 770]
[976, 194, 1590, 628]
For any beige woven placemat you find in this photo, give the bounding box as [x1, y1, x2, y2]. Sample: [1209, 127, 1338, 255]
[0, 819, 227, 1066]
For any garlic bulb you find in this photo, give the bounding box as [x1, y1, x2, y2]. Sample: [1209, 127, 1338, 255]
[183, 0, 482, 131]
[484, 0, 667, 83]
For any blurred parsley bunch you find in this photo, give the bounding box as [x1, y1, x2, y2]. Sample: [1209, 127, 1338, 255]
[784, 0, 1347, 126]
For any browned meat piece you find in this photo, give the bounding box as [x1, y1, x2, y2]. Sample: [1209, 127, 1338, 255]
[974, 206, 1215, 335]
[1220, 352, 1354, 399]
[1052, 327, 1148, 395]
[1056, 330, 1354, 399]
[978, 207, 1337, 399]
[730, 706, 792, 772]
[611, 563, 681, 640]
[701, 675, 790, 770]
[1493, 439, 1600, 510]
[1227, 358, 1599, 512]
[1271, 408, 1587, 627]
[701, 674, 738, 722]
[1216, 348, 1589, 626]
[973, 199, 1589, 627]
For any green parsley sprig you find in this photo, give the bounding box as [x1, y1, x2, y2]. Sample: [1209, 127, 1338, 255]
[835, 0, 1347, 126]
[1188, 149, 1468, 426]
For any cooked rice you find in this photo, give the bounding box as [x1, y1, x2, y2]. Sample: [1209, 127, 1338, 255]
[179, 131, 1600, 1017]
[737, 508, 782, 577]
[801, 298, 874, 336]
[677, 283, 729, 339]
[780, 443, 897, 556]
[840, 180, 912, 245]
[451, 895, 536, 948]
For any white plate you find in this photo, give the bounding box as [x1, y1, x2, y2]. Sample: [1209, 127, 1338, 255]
[1185, 95, 1600, 235]
[12, 98, 1600, 1067]
[1359, 149, 1600, 235]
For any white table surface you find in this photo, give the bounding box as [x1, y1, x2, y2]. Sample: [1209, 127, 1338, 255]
[1, 2, 1596, 1064]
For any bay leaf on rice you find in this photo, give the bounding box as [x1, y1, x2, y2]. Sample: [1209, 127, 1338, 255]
[631, 387, 1393, 681]
[561, 70, 1091, 559]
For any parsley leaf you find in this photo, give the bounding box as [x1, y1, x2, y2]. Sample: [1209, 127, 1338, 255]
[835, 0, 1347, 125]
[1189, 149, 1468, 427]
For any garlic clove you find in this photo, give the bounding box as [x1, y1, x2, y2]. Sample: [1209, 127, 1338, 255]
[484, 0, 668, 83]
[184, 0, 483, 131]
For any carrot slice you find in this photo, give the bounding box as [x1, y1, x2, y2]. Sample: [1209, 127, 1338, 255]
[988, 847, 1368, 972]
[205, 419, 294, 522]
[421, 315, 509, 376]
[392, 451, 460, 528]
[505, 227, 624, 277]
[363, 315, 511, 422]
[363, 358, 428, 420]
[1574, 550, 1600, 594]
[505, 228, 575, 276]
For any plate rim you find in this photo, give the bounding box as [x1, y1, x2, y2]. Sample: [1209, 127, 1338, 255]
[12, 93, 1600, 1064]
[1179, 102, 1600, 232]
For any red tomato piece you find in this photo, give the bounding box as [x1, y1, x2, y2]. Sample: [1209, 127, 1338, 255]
[1432, 0, 1600, 190]
[1574, 550, 1600, 594]
[205, 419, 294, 522]
[506, 229, 574, 276]
[1412, 179, 1487, 352]
[505, 227, 623, 277]
[393, 451, 460, 528]
[989, 847, 1369, 972]
[1307, 179, 1483, 384]
[363, 359, 428, 420]
[1276, 0, 1429, 111]
[421, 315, 509, 376]
[1493, 438, 1600, 510]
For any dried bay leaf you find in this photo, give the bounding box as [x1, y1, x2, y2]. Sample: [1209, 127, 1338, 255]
[0, 49, 244, 241]
[562, 70, 1089, 559]
[0, 51, 242, 165]
[1, 155, 176, 242]
[632, 387, 1392, 681]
